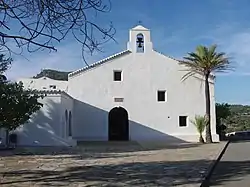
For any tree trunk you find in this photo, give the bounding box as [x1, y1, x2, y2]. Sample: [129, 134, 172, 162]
[205, 73, 213, 143]
[5, 129, 9, 147]
[199, 134, 205, 143]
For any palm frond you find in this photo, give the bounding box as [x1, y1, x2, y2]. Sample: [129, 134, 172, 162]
[179, 44, 234, 80]
[190, 115, 207, 134]
[181, 71, 196, 82]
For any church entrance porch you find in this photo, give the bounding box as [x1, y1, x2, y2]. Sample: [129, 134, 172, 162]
[108, 107, 129, 141]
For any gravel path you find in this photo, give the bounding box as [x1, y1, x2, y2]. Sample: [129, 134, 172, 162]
[0, 142, 226, 187]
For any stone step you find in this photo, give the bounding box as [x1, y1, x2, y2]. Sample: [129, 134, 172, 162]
[77, 140, 139, 146]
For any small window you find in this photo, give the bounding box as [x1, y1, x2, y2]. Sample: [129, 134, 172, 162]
[114, 71, 122, 81]
[114, 97, 124, 102]
[157, 90, 166, 102]
[49, 85, 56, 89]
[179, 116, 187, 127]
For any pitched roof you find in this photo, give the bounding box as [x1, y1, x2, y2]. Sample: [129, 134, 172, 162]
[68, 50, 131, 78]
[68, 48, 215, 80]
[131, 25, 149, 31]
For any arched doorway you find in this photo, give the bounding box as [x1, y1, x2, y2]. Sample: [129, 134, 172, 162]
[108, 107, 129, 141]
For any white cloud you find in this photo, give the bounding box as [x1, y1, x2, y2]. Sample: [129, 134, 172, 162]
[202, 23, 250, 76]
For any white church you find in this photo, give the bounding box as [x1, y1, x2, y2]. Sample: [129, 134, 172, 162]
[1, 25, 219, 146]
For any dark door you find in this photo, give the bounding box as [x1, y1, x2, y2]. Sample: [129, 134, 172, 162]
[108, 107, 129, 141]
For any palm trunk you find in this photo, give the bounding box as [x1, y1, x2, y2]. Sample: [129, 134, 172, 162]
[199, 134, 205, 143]
[205, 73, 213, 143]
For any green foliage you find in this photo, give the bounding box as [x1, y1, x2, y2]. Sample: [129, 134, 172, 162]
[191, 115, 207, 134]
[215, 103, 231, 139]
[0, 54, 12, 82]
[0, 81, 43, 131]
[191, 115, 207, 143]
[33, 69, 71, 81]
[180, 44, 233, 81]
[214, 102, 250, 133]
[222, 104, 250, 133]
[0, 54, 43, 133]
[0, 54, 12, 73]
[216, 103, 231, 122]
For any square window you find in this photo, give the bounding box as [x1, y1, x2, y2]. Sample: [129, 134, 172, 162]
[157, 90, 166, 102]
[114, 71, 122, 81]
[179, 116, 187, 127]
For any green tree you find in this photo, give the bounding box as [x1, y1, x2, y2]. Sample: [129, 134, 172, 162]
[216, 103, 231, 123]
[191, 115, 207, 143]
[0, 82, 43, 146]
[224, 104, 250, 133]
[0, 54, 12, 82]
[215, 103, 231, 139]
[0, 54, 43, 146]
[180, 45, 232, 143]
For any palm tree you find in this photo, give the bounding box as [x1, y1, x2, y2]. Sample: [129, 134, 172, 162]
[179, 44, 232, 143]
[191, 115, 207, 143]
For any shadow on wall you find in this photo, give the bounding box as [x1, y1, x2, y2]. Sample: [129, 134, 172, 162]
[1, 159, 247, 186]
[0, 97, 201, 154]
[13, 98, 71, 146]
[73, 99, 199, 146]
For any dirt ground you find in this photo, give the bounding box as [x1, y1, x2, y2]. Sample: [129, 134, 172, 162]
[0, 142, 226, 187]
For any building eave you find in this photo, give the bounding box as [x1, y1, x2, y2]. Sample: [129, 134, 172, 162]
[68, 50, 132, 78]
[32, 90, 73, 99]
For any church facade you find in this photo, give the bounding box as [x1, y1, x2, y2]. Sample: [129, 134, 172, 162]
[1, 25, 219, 146]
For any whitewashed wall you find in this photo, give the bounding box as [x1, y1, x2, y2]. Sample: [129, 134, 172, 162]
[68, 26, 219, 143]
[11, 93, 75, 146]
[17, 76, 68, 91]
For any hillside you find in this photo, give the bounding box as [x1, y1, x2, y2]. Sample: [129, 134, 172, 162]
[224, 104, 250, 132]
[33, 69, 72, 81]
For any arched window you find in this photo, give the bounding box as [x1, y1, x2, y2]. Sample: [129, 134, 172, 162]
[65, 110, 68, 123]
[68, 111, 72, 136]
[136, 33, 144, 53]
[65, 110, 68, 137]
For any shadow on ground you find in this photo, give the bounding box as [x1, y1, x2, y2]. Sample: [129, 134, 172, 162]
[0, 141, 204, 158]
[1, 158, 250, 186]
[0, 159, 213, 186]
[207, 140, 250, 186]
[208, 160, 250, 186]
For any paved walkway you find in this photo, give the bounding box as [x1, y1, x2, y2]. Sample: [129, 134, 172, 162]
[0, 142, 225, 187]
[210, 141, 250, 186]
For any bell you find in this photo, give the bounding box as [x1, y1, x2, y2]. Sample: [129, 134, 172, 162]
[137, 38, 143, 48]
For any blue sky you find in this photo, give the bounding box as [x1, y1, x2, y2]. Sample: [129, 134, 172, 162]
[5, 0, 250, 105]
